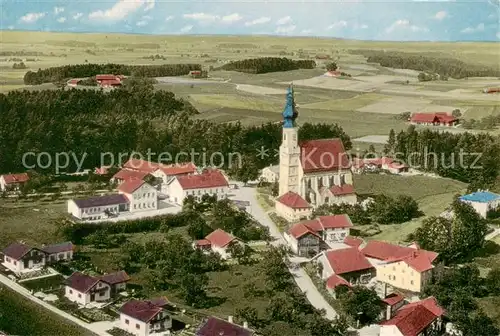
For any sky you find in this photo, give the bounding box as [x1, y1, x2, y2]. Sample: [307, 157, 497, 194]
[1, 0, 499, 41]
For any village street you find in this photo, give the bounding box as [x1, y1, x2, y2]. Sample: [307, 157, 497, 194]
[228, 183, 339, 320]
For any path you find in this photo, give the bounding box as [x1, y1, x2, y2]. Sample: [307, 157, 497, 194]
[229, 183, 338, 320]
[0, 273, 113, 336]
[486, 227, 500, 241]
[5, 189, 110, 198]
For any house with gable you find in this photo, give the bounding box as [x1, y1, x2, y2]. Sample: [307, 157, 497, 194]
[67, 194, 130, 220]
[410, 112, 458, 127]
[2, 241, 73, 273]
[118, 179, 158, 212]
[459, 190, 500, 218]
[0, 173, 30, 192]
[284, 214, 354, 256]
[119, 297, 172, 336]
[380, 296, 445, 336]
[275, 191, 312, 222]
[168, 169, 229, 205]
[196, 316, 254, 336]
[194, 229, 243, 259]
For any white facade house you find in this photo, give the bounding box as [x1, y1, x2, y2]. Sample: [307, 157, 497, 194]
[194, 229, 243, 260]
[260, 165, 280, 183]
[119, 298, 172, 336]
[459, 191, 500, 218]
[168, 169, 229, 205]
[64, 271, 129, 306]
[275, 191, 312, 222]
[0, 173, 29, 192]
[118, 180, 158, 212]
[67, 194, 129, 220]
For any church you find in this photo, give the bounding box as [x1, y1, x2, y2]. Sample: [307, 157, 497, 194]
[275, 84, 357, 222]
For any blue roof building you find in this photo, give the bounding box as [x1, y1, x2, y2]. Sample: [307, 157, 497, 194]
[459, 191, 500, 203]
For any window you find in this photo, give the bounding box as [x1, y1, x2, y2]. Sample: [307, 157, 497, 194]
[125, 319, 129, 325]
[392, 266, 396, 271]
[393, 276, 396, 281]
[78, 293, 82, 298]
[136, 324, 140, 330]
[410, 280, 414, 285]
[99, 292, 105, 297]
[69, 289, 73, 294]
[13, 261, 16, 265]
[152, 202, 155, 207]
[6, 257, 10, 262]
[134, 205, 136, 209]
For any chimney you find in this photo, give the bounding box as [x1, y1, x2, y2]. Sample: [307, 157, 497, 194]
[386, 305, 392, 320]
[243, 322, 249, 329]
[228, 316, 233, 324]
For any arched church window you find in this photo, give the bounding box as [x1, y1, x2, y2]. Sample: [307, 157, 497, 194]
[329, 176, 334, 187]
[318, 177, 323, 188]
[340, 175, 346, 185]
[307, 179, 312, 189]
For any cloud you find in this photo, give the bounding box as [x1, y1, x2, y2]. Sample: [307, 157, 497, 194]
[327, 21, 348, 30]
[20, 12, 46, 23]
[222, 13, 242, 23]
[245, 17, 270, 26]
[301, 29, 312, 34]
[275, 25, 296, 34]
[7, 25, 14, 30]
[461, 23, 485, 33]
[73, 13, 83, 20]
[165, 15, 174, 22]
[88, 0, 146, 21]
[144, 0, 155, 11]
[276, 16, 292, 25]
[57, 17, 67, 23]
[136, 20, 148, 26]
[385, 19, 428, 33]
[183, 12, 219, 22]
[179, 25, 193, 33]
[433, 11, 448, 20]
[497, 32, 500, 39]
[54, 7, 64, 15]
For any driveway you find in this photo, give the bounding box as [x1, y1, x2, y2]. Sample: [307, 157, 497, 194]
[229, 183, 338, 320]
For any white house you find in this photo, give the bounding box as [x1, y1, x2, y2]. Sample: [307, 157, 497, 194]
[459, 191, 500, 218]
[168, 169, 229, 205]
[67, 194, 130, 220]
[2, 241, 73, 274]
[0, 173, 29, 192]
[65, 271, 130, 306]
[119, 298, 172, 336]
[150, 162, 197, 194]
[118, 180, 158, 212]
[275, 191, 312, 222]
[194, 229, 243, 260]
[260, 165, 279, 183]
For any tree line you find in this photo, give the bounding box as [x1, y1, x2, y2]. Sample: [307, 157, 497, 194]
[23, 63, 202, 85]
[351, 50, 500, 79]
[220, 57, 316, 74]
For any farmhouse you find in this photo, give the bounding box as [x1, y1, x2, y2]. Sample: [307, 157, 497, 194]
[382, 293, 406, 320]
[275, 191, 312, 222]
[196, 316, 254, 336]
[194, 229, 243, 259]
[260, 164, 279, 183]
[284, 214, 354, 256]
[380, 296, 445, 336]
[67, 194, 130, 220]
[95, 74, 124, 88]
[410, 112, 458, 127]
[168, 169, 229, 205]
[0, 173, 30, 192]
[459, 190, 500, 218]
[67, 78, 81, 87]
[2, 241, 73, 273]
[65, 271, 129, 306]
[119, 297, 172, 336]
[118, 179, 158, 212]
[483, 87, 500, 94]
[276, 84, 357, 215]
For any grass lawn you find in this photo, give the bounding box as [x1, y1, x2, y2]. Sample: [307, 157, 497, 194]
[0, 284, 96, 336]
[20, 274, 65, 292]
[300, 93, 387, 111]
[477, 296, 500, 328]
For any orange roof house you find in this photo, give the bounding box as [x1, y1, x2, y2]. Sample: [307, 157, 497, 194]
[194, 229, 242, 259]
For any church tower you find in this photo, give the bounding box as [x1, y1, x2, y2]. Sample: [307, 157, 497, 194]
[279, 84, 301, 196]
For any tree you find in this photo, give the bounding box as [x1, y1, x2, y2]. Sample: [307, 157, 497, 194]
[187, 213, 212, 239]
[342, 286, 382, 326]
[84, 230, 110, 249]
[236, 307, 262, 329]
[457, 310, 499, 336]
[227, 243, 254, 265]
[485, 268, 500, 295]
[415, 216, 452, 254]
[384, 129, 396, 155]
[325, 62, 338, 71]
[179, 272, 209, 308]
[229, 155, 259, 185]
[452, 109, 462, 118]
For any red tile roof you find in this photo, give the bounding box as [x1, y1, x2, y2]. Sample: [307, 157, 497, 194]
[159, 162, 197, 176]
[287, 215, 352, 239]
[100, 79, 122, 86]
[276, 191, 311, 209]
[96, 74, 120, 80]
[94, 166, 110, 175]
[325, 274, 351, 289]
[2, 242, 33, 260]
[117, 179, 146, 194]
[410, 113, 457, 124]
[99, 271, 130, 285]
[325, 248, 374, 275]
[380, 297, 444, 336]
[383, 293, 405, 306]
[120, 298, 168, 322]
[330, 184, 356, 196]
[112, 169, 148, 182]
[400, 252, 436, 273]
[1, 173, 29, 184]
[287, 222, 322, 239]
[65, 272, 100, 293]
[123, 159, 159, 173]
[42, 242, 73, 255]
[344, 236, 364, 248]
[197, 317, 253, 336]
[194, 239, 211, 247]
[204, 229, 236, 248]
[176, 170, 228, 190]
[318, 214, 353, 229]
[300, 139, 351, 173]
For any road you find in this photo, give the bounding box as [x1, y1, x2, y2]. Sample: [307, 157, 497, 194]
[229, 183, 338, 320]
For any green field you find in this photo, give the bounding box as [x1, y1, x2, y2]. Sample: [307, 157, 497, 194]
[0, 284, 95, 336]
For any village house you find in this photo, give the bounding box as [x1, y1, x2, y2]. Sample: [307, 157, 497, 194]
[2, 241, 73, 273]
[275, 191, 312, 222]
[459, 190, 500, 218]
[194, 229, 243, 259]
[95, 74, 124, 88]
[111, 169, 149, 185]
[352, 157, 409, 175]
[361, 240, 439, 293]
[196, 316, 253, 336]
[0, 173, 30, 192]
[410, 112, 458, 127]
[65, 271, 129, 306]
[276, 84, 357, 213]
[284, 214, 354, 256]
[67, 194, 130, 220]
[168, 169, 229, 205]
[119, 297, 172, 336]
[67, 78, 81, 87]
[316, 247, 376, 289]
[483, 87, 500, 94]
[260, 164, 279, 183]
[380, 296, 445, 336]
[118, 179, 158, 212]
